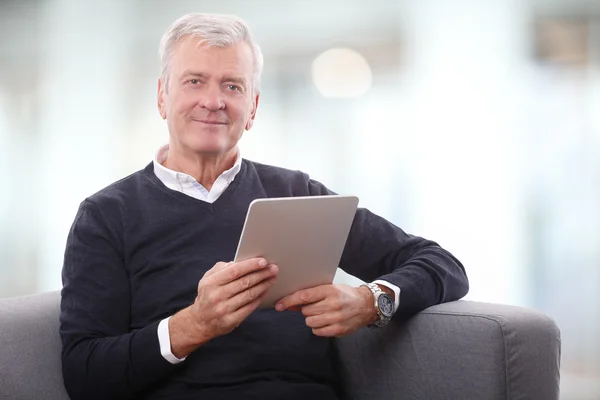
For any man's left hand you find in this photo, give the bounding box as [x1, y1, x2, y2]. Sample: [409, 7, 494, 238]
[275, 284, 378, 337]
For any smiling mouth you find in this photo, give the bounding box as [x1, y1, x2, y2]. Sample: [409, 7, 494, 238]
[192, 119, 227, 125]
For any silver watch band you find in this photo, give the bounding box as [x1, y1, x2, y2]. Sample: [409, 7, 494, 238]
[362, 283, 392, 328]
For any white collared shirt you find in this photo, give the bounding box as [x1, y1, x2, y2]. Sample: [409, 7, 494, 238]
[153, 144, 242, 203]
[153, 144, 400, 364]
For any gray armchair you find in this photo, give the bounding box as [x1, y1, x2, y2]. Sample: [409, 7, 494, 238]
[0, 291, 560, 400]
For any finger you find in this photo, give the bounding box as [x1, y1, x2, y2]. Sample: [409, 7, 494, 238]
[211, 258, 268, 285]
[299, 300, 329, 317]
[222, 264, 278, 298]
[203, 261, 233, 278]
[226, 276, 277, 312]
[311, 325, 346, 338]
[225, 283, 273, 327]
[275, 286, 329, 311]
[305, 311, 342, 329]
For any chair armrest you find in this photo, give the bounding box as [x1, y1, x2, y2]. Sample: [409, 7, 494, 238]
[334, 301, 561, 400]
[0, 291, 70, 400]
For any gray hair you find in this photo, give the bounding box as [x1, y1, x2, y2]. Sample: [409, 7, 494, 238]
[159, 13, 264, 94]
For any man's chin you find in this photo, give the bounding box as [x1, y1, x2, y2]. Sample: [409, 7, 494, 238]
[178, 131, 240, 156]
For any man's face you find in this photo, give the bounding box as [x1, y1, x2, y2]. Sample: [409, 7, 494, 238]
[158, 37, 259, 156]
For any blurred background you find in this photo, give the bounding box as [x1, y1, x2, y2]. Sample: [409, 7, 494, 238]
[1, 0, 599, 398]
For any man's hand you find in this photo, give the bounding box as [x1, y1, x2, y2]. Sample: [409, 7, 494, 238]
[275, 284, 379, 337]
[169, 258, 278, 358]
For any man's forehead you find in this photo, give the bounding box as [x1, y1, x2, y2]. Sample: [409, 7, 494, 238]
[172, 38, 252, 71]
[174, 36, 252, 58]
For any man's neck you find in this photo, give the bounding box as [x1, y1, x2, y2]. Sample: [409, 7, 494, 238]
[163, 145, 238, 191]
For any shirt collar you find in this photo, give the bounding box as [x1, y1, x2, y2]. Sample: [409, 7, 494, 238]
[152, 144, 242, 190]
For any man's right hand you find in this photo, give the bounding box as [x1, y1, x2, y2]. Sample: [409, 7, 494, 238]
[169, 258, 278, 359]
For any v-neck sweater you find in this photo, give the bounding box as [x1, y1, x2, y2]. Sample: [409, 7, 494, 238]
[60, 159, 468, 400]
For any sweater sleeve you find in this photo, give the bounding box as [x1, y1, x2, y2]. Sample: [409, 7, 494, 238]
[306, 177, 469, 317]
[60, 199, 179, 400]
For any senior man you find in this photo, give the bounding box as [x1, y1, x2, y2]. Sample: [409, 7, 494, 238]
[59, 13, 469, 400]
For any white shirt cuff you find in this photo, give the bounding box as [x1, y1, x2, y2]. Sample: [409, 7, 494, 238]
[373, 280, 401, 313]
[158, 317, 186, 364]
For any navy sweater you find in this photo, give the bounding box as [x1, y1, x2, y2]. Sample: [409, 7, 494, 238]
[60, 160, 468, 400]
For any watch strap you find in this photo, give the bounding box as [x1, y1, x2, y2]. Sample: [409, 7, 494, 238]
[362, 283, 392, 328]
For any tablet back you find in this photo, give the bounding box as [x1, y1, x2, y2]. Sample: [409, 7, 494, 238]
[234, 195, 359, 308]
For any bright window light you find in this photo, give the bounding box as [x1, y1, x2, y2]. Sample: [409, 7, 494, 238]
[311, 48, 372, 98]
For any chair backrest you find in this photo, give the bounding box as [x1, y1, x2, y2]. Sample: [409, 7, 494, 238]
[0, 290, 70, 400]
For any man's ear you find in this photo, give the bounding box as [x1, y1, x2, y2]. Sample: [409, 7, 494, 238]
[157, 78, 167, 120]
[245, 92, 260, 130]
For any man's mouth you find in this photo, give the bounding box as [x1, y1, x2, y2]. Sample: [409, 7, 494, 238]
[192, 119, 227, 125]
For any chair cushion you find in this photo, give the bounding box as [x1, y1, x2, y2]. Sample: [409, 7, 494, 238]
[0, 291, 70, 400]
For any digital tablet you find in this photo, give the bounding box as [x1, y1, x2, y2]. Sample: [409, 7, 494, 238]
[233, 195, 359, 308]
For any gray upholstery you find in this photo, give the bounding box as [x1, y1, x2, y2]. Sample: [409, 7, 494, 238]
[0, 291, 561, 400]
[0, 291, 69, 400]
[334, 301, 561, 400]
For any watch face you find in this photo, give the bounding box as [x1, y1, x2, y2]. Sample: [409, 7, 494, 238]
[378, 294, 394, 318]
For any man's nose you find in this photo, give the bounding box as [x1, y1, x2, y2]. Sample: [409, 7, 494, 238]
[201, 85, 225, 111]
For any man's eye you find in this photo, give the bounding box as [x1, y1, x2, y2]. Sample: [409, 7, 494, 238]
[227, 84, 241, 91]
[189, 79, 200, 84]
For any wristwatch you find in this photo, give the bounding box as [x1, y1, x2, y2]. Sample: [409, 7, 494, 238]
[362, 282, 395, 328]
